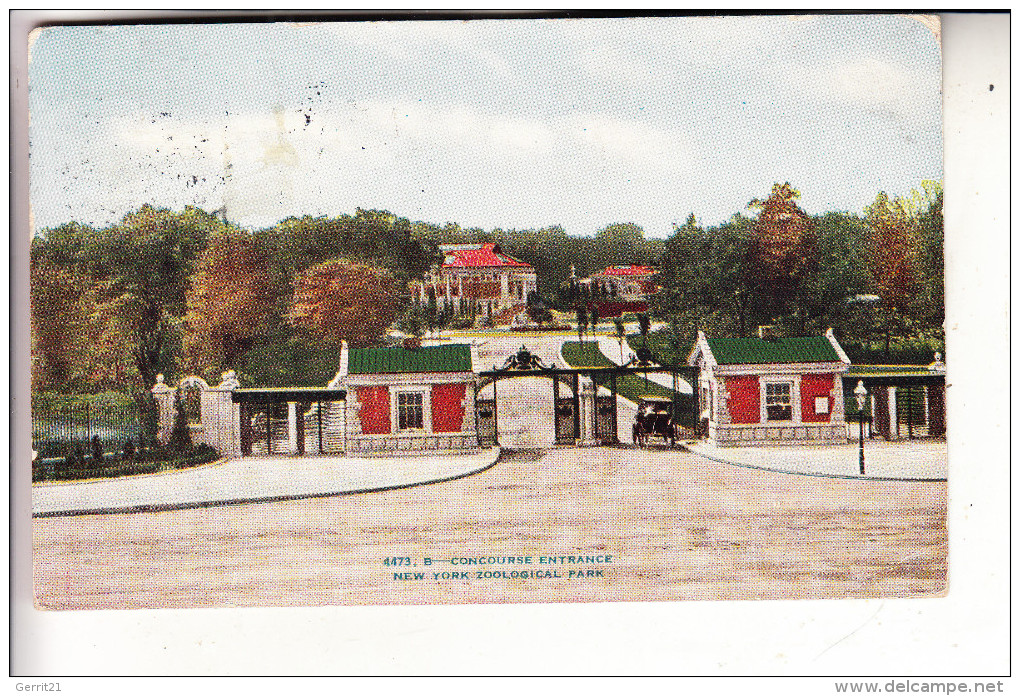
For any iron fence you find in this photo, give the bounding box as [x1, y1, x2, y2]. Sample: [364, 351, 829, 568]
[31, 396, 150, 462]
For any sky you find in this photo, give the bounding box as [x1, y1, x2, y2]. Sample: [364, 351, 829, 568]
[27, 15, 943, 238]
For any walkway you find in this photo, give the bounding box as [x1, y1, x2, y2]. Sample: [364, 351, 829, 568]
[32, 448, 501, 517]
[684, 439, 947, 481]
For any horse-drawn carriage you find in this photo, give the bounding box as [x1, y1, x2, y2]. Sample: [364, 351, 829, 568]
[632, 396, 682, 447]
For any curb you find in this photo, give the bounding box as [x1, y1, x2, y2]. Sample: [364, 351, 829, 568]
[679, 444, 947, 483]
[32, 449, 503, 519]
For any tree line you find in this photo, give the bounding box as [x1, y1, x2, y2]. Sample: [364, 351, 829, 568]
[30, 180, 942, 395]
[652, 181, 944, 363]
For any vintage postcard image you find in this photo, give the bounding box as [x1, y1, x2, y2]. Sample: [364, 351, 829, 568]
[29, 15, 946, 609]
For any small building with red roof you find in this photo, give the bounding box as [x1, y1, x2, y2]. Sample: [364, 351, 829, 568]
[585, 264, 658, 316]
[413, 243, 537, 323]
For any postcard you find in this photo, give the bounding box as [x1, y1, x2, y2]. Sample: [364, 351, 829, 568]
[27, 14, 948, 614]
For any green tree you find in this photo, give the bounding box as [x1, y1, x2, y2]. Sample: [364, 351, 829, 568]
[865, 191, 923, 355]
[799, 211, 872, 337]
[911, 182, 944, 328]
[268, 209, 439, 287]
[51, 205, 217, 390]
[29, 258, 84, 390]
[653, 213, 754, 338]
[591, 222, 658, 272]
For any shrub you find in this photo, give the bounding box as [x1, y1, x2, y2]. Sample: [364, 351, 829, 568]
[90, 436, 104, 466]
[168, 389, 192, 453]
[63, 442, 81, 471]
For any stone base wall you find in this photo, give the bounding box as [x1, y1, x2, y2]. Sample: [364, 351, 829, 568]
[710, 423, 848, 447]
[346, 432, 479, 453]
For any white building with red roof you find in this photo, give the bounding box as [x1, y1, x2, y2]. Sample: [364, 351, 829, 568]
[584, 264, 658, 316]
[413, 243, 537, 322]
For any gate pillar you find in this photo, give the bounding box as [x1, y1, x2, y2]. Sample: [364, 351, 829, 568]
[151, 375, 176, 445]
[873, 387, 890, 440]
[887, 386, 899, 439]
[927, 385, 946, 437]
[578, 380, 599, 447]
[288, 402, 299, 454]
[201, 371, 241, 457]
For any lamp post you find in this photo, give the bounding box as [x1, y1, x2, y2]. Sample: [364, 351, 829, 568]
[854, 380, 867, 475]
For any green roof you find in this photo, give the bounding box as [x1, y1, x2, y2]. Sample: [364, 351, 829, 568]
[348, 344, 473, 374]
[706, 336, 840, 365]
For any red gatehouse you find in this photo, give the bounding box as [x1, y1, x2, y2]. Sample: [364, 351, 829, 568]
[330, 341, 480, 452]
[689, 328, 851, 446]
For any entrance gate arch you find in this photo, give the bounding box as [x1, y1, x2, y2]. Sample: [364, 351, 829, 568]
[474, 347, 578, 448]
[475, 345, 699, 448]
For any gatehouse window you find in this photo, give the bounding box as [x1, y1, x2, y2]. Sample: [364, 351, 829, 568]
[765, 382, 793, 421]
[397, 392, 424, 430]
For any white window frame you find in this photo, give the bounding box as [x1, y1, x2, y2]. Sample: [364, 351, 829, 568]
[760, 376, 801, 424]
[391, 386, 432, 433]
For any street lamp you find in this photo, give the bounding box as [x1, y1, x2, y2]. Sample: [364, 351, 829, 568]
[854, 380, 868, 475]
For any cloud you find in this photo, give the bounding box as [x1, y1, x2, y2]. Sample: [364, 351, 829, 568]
[571, 114, 691, 171]
[29, 17, 940, 237]
[295, 20, 518, 82]
[790, 56, 931, 108]
[95, 99, 695, 229]
[570, 16, 821, 87]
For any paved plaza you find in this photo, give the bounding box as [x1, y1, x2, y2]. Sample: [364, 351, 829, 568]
[33, 446, 946, 610]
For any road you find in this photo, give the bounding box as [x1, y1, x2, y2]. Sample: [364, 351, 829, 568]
[33, 446, 946, 609]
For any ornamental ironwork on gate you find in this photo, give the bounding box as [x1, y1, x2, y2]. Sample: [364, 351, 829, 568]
[475, 345, 699, 448]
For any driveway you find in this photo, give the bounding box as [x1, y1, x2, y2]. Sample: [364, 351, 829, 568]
[33, 446, 946, 610]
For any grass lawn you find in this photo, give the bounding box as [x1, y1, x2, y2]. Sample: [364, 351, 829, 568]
[560, 341, 692, 408]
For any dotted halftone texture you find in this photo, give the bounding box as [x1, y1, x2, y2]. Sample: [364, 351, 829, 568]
[33, 445, 946, 610]
[29, 17, 944, 610]
[29, 17, 941, 236]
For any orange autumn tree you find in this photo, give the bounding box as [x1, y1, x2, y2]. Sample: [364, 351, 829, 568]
[288, 260, 405, 348]
[184, 230, 282, 378]
[745, 182, 817, 328]
[864, 190, 925, 354]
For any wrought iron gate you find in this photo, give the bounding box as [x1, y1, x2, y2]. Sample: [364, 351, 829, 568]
[552, 374, 579, 445]
[594, 394, 618, 444]
[476, 398, 497, 446]
[242, 403, 290, 456]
